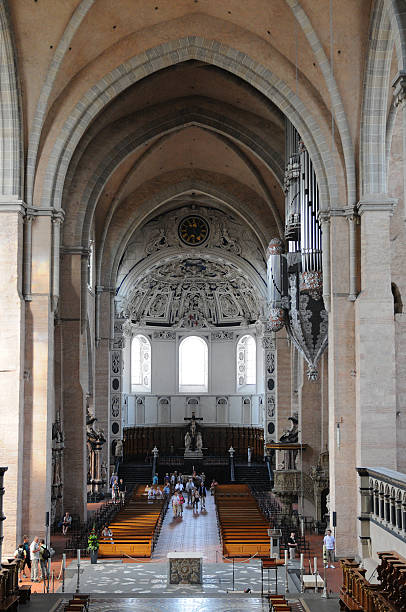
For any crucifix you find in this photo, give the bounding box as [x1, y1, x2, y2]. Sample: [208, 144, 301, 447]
[184, 411, 203, 450]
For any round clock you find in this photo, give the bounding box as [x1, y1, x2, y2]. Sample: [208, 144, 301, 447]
[178, 215, 209, 246]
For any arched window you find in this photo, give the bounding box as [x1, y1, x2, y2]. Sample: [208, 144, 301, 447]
[179, 336, 208, 393]
[237, 334, 256, 390]
[131, 334, 151, 392]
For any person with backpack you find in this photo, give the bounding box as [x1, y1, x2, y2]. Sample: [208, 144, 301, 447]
[39, 539, 50, 583]
[14, 543, 26, 582]
[22, 535, 31, 578]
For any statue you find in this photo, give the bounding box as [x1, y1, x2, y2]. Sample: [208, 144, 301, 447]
[279, 414, 299, 470]
[196, 432, 203, 452]
[184, 431, 191, 452]
[184, 411, 203, 451]
[114, 439, 123, 471]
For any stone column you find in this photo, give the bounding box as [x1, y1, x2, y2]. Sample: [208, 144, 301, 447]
[60, 247, 87, 519]
[355, 197, 397, 555]
[0, 467, 8, 565]
[322, 210, 358, 556]
[94, 288, 112, 481]
[262, 332, 277, 470]
[393, 72, 406, 224]
[110, 317, 125, 474]
[356, 198, 397, 467]
[0, 202, 25, 555]
[23, 211, 56, 545]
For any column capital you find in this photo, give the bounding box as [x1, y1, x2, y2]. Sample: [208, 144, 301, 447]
[343, 205, 358, 221]
[25, 205, 65, 223]
[357, 194, 397, 216]
[393, 71, 406, 107]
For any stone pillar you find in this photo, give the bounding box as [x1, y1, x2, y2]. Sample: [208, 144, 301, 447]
[262, 332, 277, 469]
[355, 198, 397, 470]
[60, 247, 87, 519]
[23, 211, 56, 545]
[0, 467, 8, 565]
[94, 288, 112, 480]
[0, 202, 25, 555]
[275, 329, 292, 468]
[110, 317, 125, 474]
[393, 73, 406, 224]
[321, 210, 358, 556]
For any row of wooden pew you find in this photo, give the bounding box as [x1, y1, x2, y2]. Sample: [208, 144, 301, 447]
[215, 484, 270, 557]
[340, 553, 405, 611]
[98, 485, 167, 558]
[268, 594, 292, 611]
[64, 594, 89, 611]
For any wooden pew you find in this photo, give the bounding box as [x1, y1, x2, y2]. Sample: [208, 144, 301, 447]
[215, 484, 270, 558]
[98, 484, 166, 558]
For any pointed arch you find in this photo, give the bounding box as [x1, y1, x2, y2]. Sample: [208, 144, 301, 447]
[0, 1, 23, 198]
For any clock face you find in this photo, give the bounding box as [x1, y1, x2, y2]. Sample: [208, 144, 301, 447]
[178, 215, 210, 246]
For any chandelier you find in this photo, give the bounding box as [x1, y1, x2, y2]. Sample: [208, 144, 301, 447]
[267, 120, 328, 380]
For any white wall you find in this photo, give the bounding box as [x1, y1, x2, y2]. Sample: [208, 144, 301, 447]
[123, 326, 265, 427]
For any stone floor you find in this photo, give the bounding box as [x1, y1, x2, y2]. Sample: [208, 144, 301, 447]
[60, 558, 298, 595]
[153, 493, 221, 562]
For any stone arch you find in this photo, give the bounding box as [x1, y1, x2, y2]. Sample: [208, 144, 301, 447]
[63, 106, 286, 248]
[0, 2, 23, 198]
[25, 0, 95, 206]
[360, 0, 394, 195]
[99, 178, 273, 288]
[41, 37, 338, 214]
[361, 0, 406, 195]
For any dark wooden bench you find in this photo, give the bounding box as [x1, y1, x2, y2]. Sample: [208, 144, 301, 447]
[18, 584, 31, 604]
[0, 596, 19, 612]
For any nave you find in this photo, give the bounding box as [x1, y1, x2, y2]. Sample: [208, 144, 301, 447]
[152, 491, 220, 563]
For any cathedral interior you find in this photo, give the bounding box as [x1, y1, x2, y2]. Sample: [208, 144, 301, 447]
[1, 1, 406, 609]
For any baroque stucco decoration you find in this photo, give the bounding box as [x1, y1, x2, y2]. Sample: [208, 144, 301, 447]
[120, 256, 263, 328]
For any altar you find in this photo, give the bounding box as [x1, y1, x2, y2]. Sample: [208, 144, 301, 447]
[167, 552, 203, 584]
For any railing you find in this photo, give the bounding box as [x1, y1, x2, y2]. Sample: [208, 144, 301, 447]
[357, 467, 406, 557]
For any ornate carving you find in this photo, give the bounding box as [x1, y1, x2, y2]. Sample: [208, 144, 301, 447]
[111, 351, 120, 375]
[122, 257, 262, 327]
[169, 558, 202, 584]
[262, 336, 275, 350]
[153, 330, 176, 340]
[211, 330, 234, 342]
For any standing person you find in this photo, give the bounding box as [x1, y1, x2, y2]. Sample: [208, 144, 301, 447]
[62, 512, 72, 536]
[22, 535, 31, 578]
[186, 478, 195, 504]
[172, 492, 180, 518]
[14, 543, 26, 582]
[192, 489, 200, 513]
[110, 472, 118, 499]
[197, 482, 206, 510]
[30, 537, 40, 582]
[163, 482, 170, 497]
[118, 478, 126, 502]
[287, 532, 297, 560]
[179, 491, 185, 516]
[323, 529, 335, 568]
[39, 539, 50, 583]
[112, 478, 119, 503]
[153, 472, 159, 486]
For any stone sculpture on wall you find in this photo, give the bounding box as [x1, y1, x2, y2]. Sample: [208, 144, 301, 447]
[121, 257, 263, 327]
[51, 417, 64, 524]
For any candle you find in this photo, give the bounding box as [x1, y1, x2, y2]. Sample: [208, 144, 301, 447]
[77, 549, 80, 565]
[300, 553, 304, 569]
[314, 557, 317, 574]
